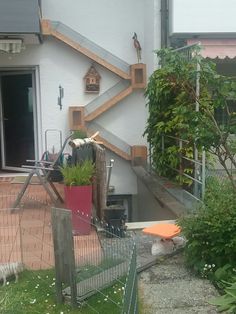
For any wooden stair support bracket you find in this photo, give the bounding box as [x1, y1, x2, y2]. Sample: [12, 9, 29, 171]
[86, 129, 131, 161]
[69, 106, 85, 130]
[41, 19, 52, 35]
[84, 85, 133, 122]
[41, 19, 130, 80]
[130, 63, 147, 89]
[131, 145, 147, 166]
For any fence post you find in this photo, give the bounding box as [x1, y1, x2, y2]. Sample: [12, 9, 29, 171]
[51, 208, 77, 307]
[122, 243, 138, 314]
[179, 139, 183, 178]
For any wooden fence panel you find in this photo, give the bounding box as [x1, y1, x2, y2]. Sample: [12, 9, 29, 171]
[51, 208, 77, 307]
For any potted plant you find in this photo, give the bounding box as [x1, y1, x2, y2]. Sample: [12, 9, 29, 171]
[61, 160, 95, 235]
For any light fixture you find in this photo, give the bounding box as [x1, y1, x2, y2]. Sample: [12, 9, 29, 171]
[0, 39, 23, 54]
[58, 85, 64, 110]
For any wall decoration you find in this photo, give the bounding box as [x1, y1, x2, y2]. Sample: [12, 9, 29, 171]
[132, 32, 142, 63]
[57, 85, 64, 110]
[84, 65, 101, 93]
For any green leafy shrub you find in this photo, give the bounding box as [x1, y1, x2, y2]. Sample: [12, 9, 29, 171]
[213, 264, 236, 290]
[61, 160, 95, 186]
[144, 47, 236, 189]
[178, 177, 236, 274]
[209, 276, 236, 313]
[71, 129, 87, 139]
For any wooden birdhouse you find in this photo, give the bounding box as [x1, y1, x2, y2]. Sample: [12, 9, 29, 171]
[84, 65, 101, 93]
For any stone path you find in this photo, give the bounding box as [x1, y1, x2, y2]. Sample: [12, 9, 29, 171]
[139, 253, 219, 313]
[133, 230, 219, 314]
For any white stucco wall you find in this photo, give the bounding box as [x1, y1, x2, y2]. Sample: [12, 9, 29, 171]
[0, 0, 162, 196]
[170, 0, 236, 35]
[0, 37, 147, 194]
[0, 39, 119, 151]
[96, 90, 147, 146]
[106, 151, 137, 195]
[42, 0, 145, 65]
[143, 0, 161, 75]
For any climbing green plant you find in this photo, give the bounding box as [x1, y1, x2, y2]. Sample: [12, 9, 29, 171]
[144, 47, 236, 189]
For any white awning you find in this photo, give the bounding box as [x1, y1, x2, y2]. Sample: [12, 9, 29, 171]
[0, 0, 41, 34]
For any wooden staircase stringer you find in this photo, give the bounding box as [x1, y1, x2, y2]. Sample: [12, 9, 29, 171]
[41, 19, 131, 80]
[84, 85, 133, 122]
[41, 20, 147, 163]
[86, 129, 131, 161]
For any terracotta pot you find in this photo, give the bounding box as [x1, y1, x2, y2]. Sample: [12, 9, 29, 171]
[64, 185, 92, 235]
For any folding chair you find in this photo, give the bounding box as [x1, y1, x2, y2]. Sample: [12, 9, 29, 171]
[12, 134, 72, 209]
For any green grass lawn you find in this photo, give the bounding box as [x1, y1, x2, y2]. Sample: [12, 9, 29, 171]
[0, 268, 125, 314]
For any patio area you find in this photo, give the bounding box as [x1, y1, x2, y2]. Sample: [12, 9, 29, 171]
[0, 176, 102, 270]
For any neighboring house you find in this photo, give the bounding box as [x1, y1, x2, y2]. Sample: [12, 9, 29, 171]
[166, 0, 236, 171]
[168, 0, 236, 92]
[0, 0, 162, 219]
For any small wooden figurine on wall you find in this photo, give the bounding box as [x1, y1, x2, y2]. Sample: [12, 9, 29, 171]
[84, 65, 101, 93]
[132, 32, 142, 63]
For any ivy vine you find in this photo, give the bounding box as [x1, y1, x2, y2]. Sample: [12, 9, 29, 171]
[144, 47, 236, 189]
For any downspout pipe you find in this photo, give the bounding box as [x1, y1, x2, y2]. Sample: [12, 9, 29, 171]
[161, 0, 169, 48]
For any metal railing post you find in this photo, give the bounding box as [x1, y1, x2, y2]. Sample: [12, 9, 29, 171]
[202, 149, 206, 199]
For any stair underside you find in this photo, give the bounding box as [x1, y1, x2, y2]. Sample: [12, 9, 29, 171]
[86, 129, 131, 161]
[41, 19, 130, 79]
[85, 85, 133, 121]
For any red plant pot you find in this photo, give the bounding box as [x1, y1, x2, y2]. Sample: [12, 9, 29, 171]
[64, 185, 92, 235]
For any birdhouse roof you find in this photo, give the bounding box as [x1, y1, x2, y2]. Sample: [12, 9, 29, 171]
[84, 65, 101, 79]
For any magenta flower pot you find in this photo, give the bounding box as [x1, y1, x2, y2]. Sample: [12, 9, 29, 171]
[64, 185, 92, 235]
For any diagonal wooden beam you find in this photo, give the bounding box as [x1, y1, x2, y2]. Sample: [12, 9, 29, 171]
[41, 20, 131, 80]
[85, 85, 133, 122]
[86, 130, 132, 161]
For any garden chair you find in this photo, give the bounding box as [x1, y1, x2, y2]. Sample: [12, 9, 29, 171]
[12, 134, 72, 209]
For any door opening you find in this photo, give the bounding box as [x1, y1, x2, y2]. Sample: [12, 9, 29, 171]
[0, 72, 36, 171]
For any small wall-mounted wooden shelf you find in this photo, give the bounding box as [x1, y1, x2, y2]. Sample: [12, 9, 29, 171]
[130, 63, 147, 89]
[69, 106, 85, 130]
[131, 145, 147, 166]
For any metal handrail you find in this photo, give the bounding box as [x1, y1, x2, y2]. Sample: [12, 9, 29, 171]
[162, 135, 206, 200]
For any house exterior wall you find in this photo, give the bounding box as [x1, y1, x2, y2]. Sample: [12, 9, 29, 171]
[42, 0, 161, 73]
[0, 0, 162, 197]
[0, 39, 119, 150]
[143, 0, 161, 75]
[170, 0, 236, 35]
[42, 0, 144, 65]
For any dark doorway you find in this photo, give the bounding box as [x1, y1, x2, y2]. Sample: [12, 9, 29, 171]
[0, 72, 35, 170]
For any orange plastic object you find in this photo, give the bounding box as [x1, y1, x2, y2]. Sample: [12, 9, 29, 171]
[143, 223, 181, 239]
